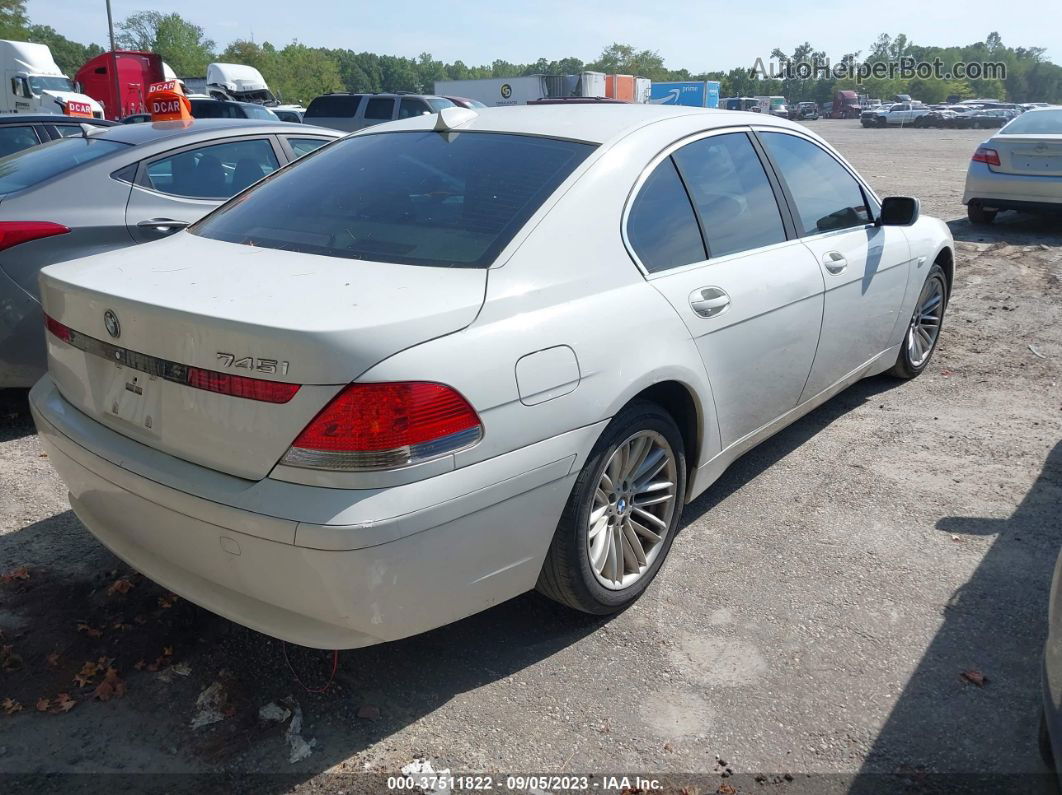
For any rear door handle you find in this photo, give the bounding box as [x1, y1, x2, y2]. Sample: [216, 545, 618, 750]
[136, 218, 189, 234]
[689, 287, 731, 318]
[822, 250, 848, 274]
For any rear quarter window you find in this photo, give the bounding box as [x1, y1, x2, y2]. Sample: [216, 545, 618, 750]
[192, 131, 596, 268]
[0, 137, 126, 194]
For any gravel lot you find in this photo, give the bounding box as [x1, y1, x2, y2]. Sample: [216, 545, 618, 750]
[1, 119, 1060, 792]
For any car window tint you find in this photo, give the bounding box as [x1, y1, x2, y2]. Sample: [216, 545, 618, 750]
[287, 137, 329, 158]
[627, 157, 706, 273]
[53, 125, 86, 138]
[242, 104, 278, 120]
[672, 133, 785, 257]
[364, 97, 395, 120]
[306, 95, 361, 118]
[398, 98, 430, 119]
[192, 131, 595, 268]
[0, 125, 40, 156]
[146, 139, 279, 199]
[760, 133, 871, 235]
[0, 137, 125, 193]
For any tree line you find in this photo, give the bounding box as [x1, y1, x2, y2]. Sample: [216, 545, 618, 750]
[2, 2, 1060, 105]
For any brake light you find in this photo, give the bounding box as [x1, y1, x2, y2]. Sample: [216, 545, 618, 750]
[0, 221, 70, 252]
[186, 366, 300, 403]
[972, 147, 1001, 167]
[282, 382, 483, 471]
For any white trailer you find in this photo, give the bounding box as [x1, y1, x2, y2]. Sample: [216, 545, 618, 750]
[206, 63, 278, 104]
[0, 40, 102, 116]
[433, 75, 547, 107]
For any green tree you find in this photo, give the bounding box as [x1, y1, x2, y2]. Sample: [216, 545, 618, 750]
[116, 12, 215, 76]
[0, 0, 27, 40]
[270, 43, 342, 104]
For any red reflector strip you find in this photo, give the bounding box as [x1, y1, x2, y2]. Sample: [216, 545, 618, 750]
[0, 221, 70, 253]
[44, 313, 300, 404]
[187, 366, 300, 403]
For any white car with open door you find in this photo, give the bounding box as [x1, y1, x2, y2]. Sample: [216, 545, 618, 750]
[31, 105, 955, 649]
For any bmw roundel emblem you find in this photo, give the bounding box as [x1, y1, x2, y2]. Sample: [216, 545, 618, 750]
[104, 309, 121, 339]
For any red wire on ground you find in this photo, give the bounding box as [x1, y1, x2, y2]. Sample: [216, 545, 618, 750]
[282, 643, 339, 694]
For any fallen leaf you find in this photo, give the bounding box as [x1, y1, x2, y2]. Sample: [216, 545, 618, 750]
[76, 623, 103, 639]
[2, 697, 22, 715]
[107, 577, 134, 596]
[0, 645, 23, 673]
[158, 594, 178, 609]
[718, 784, 737, 795]
[961, 669, 988, 687]
[162, 646, 173, 657]
[36, 697, 51, 712]
[46, 652, 61, 668]
[73, 660, 101, 688]
[1, 566, 29, 584]
[93, 667, 126, 702]
[52, 693, 77, 713]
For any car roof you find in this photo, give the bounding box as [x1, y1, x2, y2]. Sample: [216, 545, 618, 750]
[368, 104, 803, 145]
[189, 97, 270, 109]
[87, 117, 339, 145]
[0, 114, 115, 126]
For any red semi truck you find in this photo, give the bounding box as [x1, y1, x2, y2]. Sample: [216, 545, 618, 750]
[830, 90, 862, 119]
[76, 51, 165, 121]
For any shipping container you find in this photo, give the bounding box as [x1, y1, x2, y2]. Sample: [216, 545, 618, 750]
[579, 71, 606, 98]
[634, 77, 651, 104]
[605, 74, 635, 102]
[649, 81, 723, 108]
[433, 75, 547, 107]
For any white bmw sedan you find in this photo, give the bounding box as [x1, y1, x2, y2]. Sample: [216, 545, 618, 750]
[31, 105, 954, 648]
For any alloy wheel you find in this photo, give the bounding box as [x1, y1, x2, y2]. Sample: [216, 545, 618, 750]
[906, 274, 946, 368]
[587, 430, 678, 590]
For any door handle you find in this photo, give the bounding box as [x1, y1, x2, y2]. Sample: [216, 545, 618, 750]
[136, 218, 189, 234]
[689, 287, 731, 318]
[822, 250, 848, 274]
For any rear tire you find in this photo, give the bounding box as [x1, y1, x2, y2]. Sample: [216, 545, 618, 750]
[967, 202, 997, 225]
[889, 264, 949, 379]
[536, 400, 687, 614]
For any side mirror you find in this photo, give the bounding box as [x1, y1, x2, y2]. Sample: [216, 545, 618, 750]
[878, 196, 920, 226]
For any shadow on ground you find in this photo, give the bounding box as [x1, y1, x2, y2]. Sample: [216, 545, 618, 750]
[0, 388, 34, 443]
[847, 440, 1062, 793]
[949, 213, 1062, 246]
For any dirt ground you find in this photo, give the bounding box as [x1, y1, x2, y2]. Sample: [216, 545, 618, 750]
[1, 120, 1060, 792]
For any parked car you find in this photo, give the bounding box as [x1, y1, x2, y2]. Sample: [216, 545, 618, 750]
[29, 105, 954, 649]
[0, 118, 341, 387]
[792, 101, 819, 121]
[272, 105, 305, 123]
[964, 107, 1062, 224]
[965, 109, 1020, 129]
[119, 99, 281, 124]
[0, 113, 115, 156]
[864, 102, 932, 127]
[304, 92, 455, 132]
[526, 96, 628, 105]
[441, 96, 488, 109]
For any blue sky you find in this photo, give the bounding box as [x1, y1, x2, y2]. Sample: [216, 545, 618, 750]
[30, 0, 1059, 71]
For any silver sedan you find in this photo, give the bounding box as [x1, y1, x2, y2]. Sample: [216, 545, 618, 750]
[31, 105, 954, 648]
[0, 119, 340, 387]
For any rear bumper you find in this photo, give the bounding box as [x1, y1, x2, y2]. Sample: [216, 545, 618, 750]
[31, 376, 594, 648]
[963, 162, 1062, 208]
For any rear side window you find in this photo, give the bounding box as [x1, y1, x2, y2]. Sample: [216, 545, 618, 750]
[145, 139, 280, 199]
[364, 97, 395, 120]
[192, 131, 595, 268]
[287, 137, 330, 158]
[0, 125, 40, 156]
[399, 98, 431, 119]
[0, 137, 126, 194]
[760, 133, 871, 235]
[626, 158, 706, 273]
[52, 125, 87, 139]
[672, 133, 786, 258]
[306, 95, 361, 118]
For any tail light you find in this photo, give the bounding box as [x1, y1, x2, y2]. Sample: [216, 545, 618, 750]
[0, 221, 70, 252]
[972, 147, 1001, 167]
[282, 382, 482, 471]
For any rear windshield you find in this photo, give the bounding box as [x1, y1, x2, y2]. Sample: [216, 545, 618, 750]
[192, 131, 595, 268]
[999, 109, 1062, 134]
[0, 137, 126, 194]
[305, 95, 361, 118]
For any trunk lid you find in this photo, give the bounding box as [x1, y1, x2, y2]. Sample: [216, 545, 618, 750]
[990, 134, 1062, 176]
[39, 234, 487, 480]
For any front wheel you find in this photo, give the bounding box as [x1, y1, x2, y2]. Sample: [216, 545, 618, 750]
[536, 401, 687, 614]
[888, 263, 948, 379]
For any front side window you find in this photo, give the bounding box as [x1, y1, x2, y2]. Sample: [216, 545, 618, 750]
[192, 131, 595, 268]
[0, 137, 126, 194]
[364, 97, 395, 120]
[759, 132, 871, 235]
[145, 138, 279, 199]
[398, 98, 430, 119]
[626, 157, 706, 273]
[671, 132, 786, 258]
